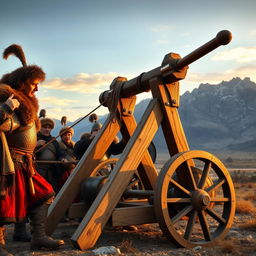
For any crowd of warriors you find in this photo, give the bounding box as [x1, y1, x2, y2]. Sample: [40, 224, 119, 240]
[0, 44, 128, 256]
[0, 44, 117, 255]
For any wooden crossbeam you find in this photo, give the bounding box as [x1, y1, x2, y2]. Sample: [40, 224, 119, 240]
[71, 99, 162, 250]
[111, 205, 156, 226]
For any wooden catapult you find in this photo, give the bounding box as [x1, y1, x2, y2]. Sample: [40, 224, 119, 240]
[46, 30, 236, 249]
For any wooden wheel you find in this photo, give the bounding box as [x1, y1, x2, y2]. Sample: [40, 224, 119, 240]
[81, 158, 143, 203]
[91, 158, 118, 176]
[154, 150, 236, 248]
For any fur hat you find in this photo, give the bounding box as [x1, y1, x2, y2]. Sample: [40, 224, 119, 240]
[40, 118, 55, 129]
[89, 113, 102, 133]
[91, 122, 102, 133]
[59, 126, 74, 137]
[1, 44, 45, 91]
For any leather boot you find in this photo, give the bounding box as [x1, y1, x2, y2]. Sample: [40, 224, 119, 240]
[13, 221, 31, 242]
[0, 226, 13, 256]
[30, 203, 64, 250]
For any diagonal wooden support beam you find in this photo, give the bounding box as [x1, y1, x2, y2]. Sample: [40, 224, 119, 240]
[150, 78, 190, 156]
[118, 98, 159, 190]
[46, 115, 121, 235]
[71, 99, 163, 250]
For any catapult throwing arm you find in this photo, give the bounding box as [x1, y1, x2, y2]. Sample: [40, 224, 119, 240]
[99, 30, 232, 103]
[175, 30, 232, 70]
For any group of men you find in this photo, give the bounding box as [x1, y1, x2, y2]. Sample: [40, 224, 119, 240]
[0, 44, 127, 256]
[36, 118, 76, 194]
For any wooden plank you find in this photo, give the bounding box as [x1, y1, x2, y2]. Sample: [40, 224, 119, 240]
[119, 98, 160, 190]
[68, 200, 152, 220]
[111, 205, 156, 226]
[71, 99, 162, 250]
[46, 115, 121, 235]
[150, 77, 195, 188]
[150, 78, 190, 156]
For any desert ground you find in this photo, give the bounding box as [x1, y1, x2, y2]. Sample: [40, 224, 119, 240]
[4, 153, 256, 256]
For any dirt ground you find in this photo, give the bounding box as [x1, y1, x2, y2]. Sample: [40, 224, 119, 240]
[4, 211, 256, 256]
[3, 164, 256, 256]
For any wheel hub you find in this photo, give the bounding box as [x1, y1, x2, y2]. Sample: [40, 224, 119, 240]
[192, 189, 210, 210]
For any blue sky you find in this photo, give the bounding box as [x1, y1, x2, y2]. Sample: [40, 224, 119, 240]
[0, 0, 256, 121]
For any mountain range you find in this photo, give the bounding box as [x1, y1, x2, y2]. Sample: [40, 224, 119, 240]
[51, 77, 256, 154]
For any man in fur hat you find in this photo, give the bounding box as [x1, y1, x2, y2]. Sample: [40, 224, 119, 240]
[56, 126, 76, 193]
[74, 113, 125, 160]
[35, 117, 66, 192]
[0, 44, 64, 255]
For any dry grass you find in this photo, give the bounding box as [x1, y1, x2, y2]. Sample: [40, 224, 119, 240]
[238, 218, 256, 231]
[236, 200, 256, 215]
[218, 240, 237, 254]
[231, 170, 256, 183]
[214, 238, 256, 256]
[243, 191, 256, 201]
[118, 239, 139, 254]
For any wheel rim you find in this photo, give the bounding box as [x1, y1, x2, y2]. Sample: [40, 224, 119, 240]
[90, 158, 143, 195]
[91, 158, 119, 176]
[154, 150, 236, 248]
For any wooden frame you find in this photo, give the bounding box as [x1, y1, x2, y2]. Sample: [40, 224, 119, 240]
[45, 30, 234, 250]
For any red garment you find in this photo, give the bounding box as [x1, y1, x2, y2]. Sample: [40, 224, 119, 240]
[0, 161, 54, 223]
[57, 169, 72, 193]
[56, 168, 80, 203]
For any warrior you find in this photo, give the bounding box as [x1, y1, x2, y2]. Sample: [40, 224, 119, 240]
[74, 113, 125, 160]
[36, 117, 66, 192]
[57, 126, 76, 193]
[0, 44, 64, 256]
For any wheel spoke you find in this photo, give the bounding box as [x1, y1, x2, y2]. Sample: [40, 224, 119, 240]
[198, 161, 211, 189]
[210, 197, 230, 202]
[154, 151, 236, 248]
[198, 210, 211, 241]
[169, 178, 191, 196]
[184, 210, 197, 240]
[167, 198, 191, 203]
[206, 178, 225, 194]
[205, 207, 227, 225]
[185, 161, 197, 190]
[171, 205, 193, 224]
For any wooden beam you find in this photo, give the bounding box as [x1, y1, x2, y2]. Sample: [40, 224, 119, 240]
[46, 115, 121, 235]
[150, 78, 190, 156]
[71, 99, 162, 250]
[111, 205, 156, 226]
[150, 77, 195, 188]
[68, 200, 153, 220]
[119, 98, 160, 190]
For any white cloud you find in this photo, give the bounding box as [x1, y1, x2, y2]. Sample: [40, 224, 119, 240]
[42, 72, 119, 93]
[186, 64, 256, 84]
[212, 47, 256, 63]
[40, 96, 77, 106]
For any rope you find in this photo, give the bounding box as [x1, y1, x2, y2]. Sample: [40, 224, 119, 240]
[35, 103, 103, 153]
[109, 80, 124, 121]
